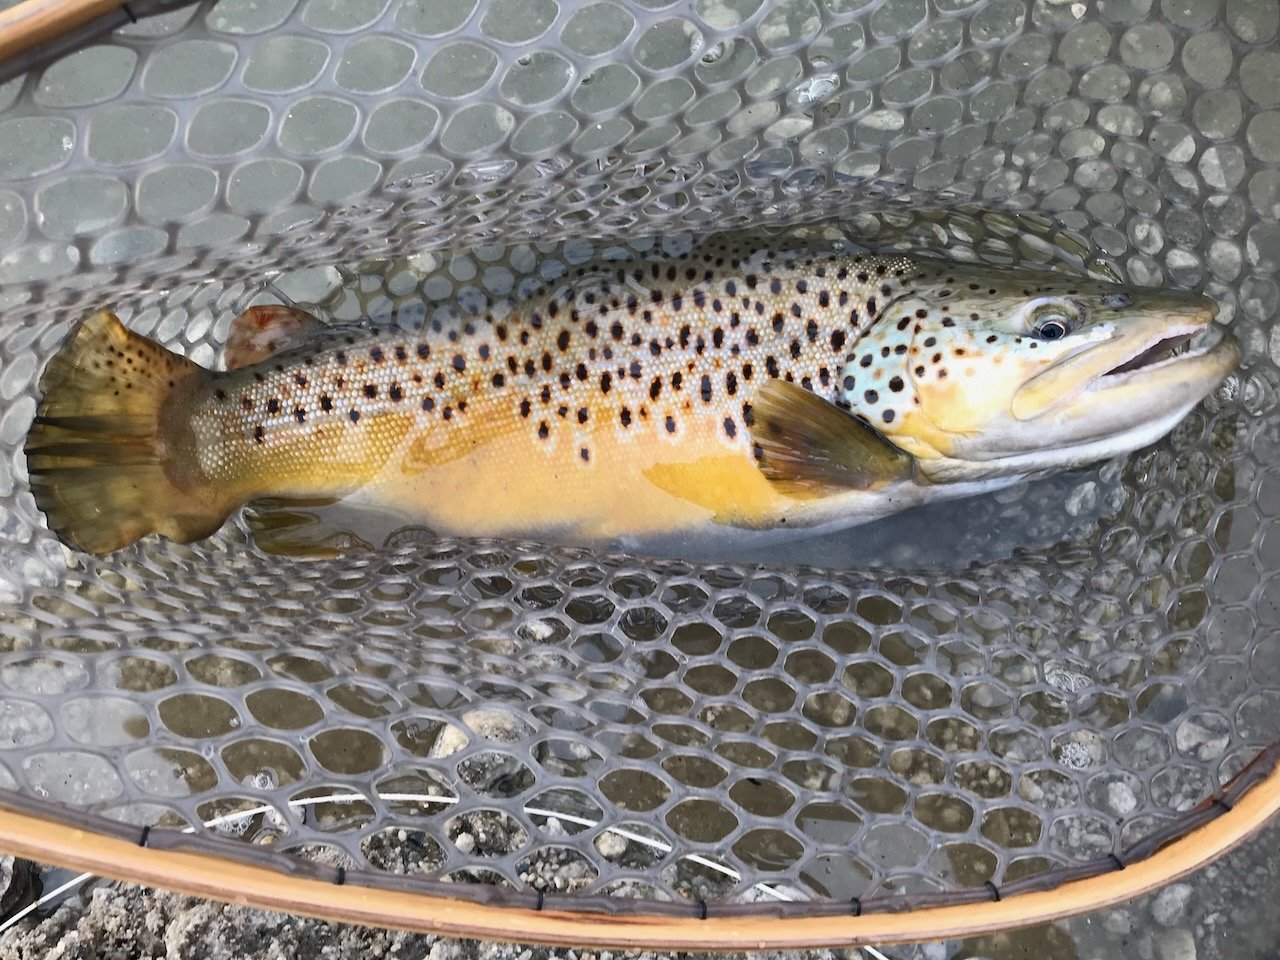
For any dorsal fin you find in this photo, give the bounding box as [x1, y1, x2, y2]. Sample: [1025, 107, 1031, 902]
[225, 305, 321, 370]
[747, 379, 916, 494]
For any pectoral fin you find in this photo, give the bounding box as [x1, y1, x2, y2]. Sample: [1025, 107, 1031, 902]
[747, 379, 916, 494]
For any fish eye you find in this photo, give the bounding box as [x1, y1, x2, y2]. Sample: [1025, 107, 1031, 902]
[1032, 314, 1071, 340]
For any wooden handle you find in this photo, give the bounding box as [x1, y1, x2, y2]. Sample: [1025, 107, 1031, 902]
[0, 755, 1276, 949]
[0, 0, 129, 62]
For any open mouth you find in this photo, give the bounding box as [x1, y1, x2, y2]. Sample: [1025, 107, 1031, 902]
[1103, 332, 1196, 376]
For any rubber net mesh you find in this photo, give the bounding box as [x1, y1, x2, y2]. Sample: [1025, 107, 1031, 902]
[0, 0, 1278, 915]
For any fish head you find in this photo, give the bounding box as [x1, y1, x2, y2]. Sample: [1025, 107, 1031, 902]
[839, 262, 1241, 482]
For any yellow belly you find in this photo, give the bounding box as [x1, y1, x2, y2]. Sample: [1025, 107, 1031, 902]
[359, 404, 797, 542]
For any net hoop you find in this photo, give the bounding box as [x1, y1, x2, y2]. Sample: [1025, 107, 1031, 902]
[1, 741, 1276, 949]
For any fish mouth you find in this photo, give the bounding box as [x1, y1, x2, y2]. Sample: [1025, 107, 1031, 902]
[1100, 330, 1197, 377]
[1089, 321, 1238, 390]
[1011, 298, 1233, 421]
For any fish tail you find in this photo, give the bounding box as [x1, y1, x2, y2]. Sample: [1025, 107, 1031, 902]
[25, 311, 233, 555]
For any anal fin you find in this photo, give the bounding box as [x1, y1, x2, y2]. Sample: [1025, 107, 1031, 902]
[748, 379, 917, 495]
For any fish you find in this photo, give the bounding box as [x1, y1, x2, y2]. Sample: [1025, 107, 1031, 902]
[24, 234, 1241, 556]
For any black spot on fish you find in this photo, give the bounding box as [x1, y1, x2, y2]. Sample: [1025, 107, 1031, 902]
[267, 398, 280, 414]
[294, 407, 306, 423]
[370, 347, 384, 363]
[253, 425, 264, 444]
[664, 415, 676, 434]
[349, 409, 360, 423]
[363, 384, 377, 399]
[865, 389, 879, 404]
[724, 417, 737, 439]
[422, 396, 434, 411]
[889, 376, 904, 392]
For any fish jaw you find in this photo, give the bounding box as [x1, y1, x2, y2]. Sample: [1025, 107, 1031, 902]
[1010, 294, 1219, 422]
[1054, 323, 1240, 443]
[915, 327, 1239, 483]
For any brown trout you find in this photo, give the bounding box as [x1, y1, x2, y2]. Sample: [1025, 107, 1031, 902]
[26, 235, 1240, 556]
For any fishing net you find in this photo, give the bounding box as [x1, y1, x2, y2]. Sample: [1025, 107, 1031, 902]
[0, 0, 1278, 948]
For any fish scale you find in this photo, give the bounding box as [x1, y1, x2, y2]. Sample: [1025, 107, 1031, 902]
[190, 240, 916, 502]
[24, 234, 1238, 555]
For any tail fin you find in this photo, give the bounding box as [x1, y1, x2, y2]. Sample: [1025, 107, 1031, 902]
[25, 311, 232, 555]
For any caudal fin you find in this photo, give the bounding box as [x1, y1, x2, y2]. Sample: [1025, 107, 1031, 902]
[25, 311, 233, 555]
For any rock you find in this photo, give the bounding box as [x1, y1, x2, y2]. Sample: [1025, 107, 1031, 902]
[593, 830, 627, 859]
[1151, 883, 1193, 927]
[1154, 928, 1196, 960]
[1103, 909, 1133, 935]
[0, 857, 35, 920]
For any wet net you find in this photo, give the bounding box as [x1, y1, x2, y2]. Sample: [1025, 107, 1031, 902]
[0, 0, 1278, 947]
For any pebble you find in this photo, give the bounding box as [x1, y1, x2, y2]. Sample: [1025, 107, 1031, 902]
[1154, 928, 1197, 960]
[1152, 883, 1193, 927]
[594, 831, 627, 859]
[1103, 909, 1134, 935]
